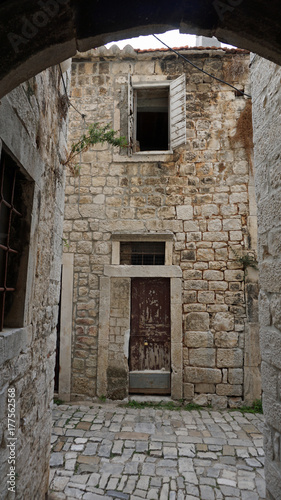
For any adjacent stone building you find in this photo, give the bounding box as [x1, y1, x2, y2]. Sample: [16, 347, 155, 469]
[0, 63, 70, 499]
[61, 45, 260, 408]
[251, 55, 281, 499]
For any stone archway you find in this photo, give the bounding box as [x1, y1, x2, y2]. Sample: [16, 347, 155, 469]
[1, 0, 281, 98]
[1, 2, 281, 498]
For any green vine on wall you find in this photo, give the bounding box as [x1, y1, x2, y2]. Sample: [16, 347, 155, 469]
[231, 247, 258, 281]
[63, 122, 127, 176]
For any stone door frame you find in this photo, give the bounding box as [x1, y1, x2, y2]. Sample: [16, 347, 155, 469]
[97, 265, 183, 400]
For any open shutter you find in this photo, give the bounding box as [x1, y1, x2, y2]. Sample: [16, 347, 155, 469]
[170, 74, 186, 149]
[128, 74, 134, 155]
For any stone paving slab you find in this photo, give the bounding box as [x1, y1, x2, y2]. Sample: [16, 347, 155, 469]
[48, 402, 265, 500]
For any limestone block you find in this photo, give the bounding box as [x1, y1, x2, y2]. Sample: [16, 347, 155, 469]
[224, 291, 244, 305]
[259, 258, 281, 293]
[203, 270, 223, 281]
[261, 361, 278, 399]
[215, 247, 228, 260]
[216, 384, 242, 396]
[193, 394, 209, 406]
[208, 219, 222, 231]
[197, 248, 214, 261]
[195, 383, 215, 394]
[260, 326, 281, 371]
[183, 291, 197, 303]
[203, 232, 228, 242]
[77, 241, 93, 254]
[270, 293, 281, 331]
[244, 366, 261, 404]
[184, 331, 213, 348]
[230, 231, 243, 241]
[209, 281, 228, 291]
[211, 395, 227, 409]
[181, 250, 196, 261]
[220, 204, 237, 216]
[244, 323, 261, 367]
[212, 312, 235, 331]
[185, 312, 210, 331]
[223, 218, 242, 231]
[215, 331, 239, 347]
[183, 270, 202, 280]
[186, 232, 202, 242]
[198, 291, 215, 304]
[184, 367, 222, 384]
[184, 280, 208, 291]
[176, 205, 193, 220]
[184, 221, 200, 231]
[202, 204, 219, 217]
[189, 348, 215, 367]
[183, 383, 194, 399]
[217, 348, 243, 367]
[230, 192, 248, 203]
[224, 270, 244, 281]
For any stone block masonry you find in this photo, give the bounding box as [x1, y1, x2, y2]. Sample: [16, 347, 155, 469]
[251, 55, 281, 500]
[63, 45, 260, 408]
[0, 64, 70, 499]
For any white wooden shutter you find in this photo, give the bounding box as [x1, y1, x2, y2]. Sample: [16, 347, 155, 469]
[128, 74, 134, 155]
[170, 74, 186, 149]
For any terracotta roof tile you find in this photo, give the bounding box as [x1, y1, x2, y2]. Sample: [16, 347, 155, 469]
[135, 46, 249, 54]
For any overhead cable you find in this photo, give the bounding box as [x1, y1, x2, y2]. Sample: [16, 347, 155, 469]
[152, 34, 251, 98]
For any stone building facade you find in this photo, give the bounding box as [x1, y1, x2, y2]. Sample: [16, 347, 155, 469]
[0, 63, 69, 499]
[251, 55, 281, 499]
[61, 45, 260, 408]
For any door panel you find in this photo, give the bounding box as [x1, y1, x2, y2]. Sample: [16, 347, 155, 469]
[129, 278, 171, 394]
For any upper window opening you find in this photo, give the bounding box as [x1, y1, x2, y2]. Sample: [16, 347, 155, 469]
[136, 87, 169, 151]
[0, 149, 33, 331]
[120, 242, 165, 266]
[128, 75, 186, 155]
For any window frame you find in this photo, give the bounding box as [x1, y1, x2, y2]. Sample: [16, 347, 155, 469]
[128, 75, 186, 156]
[111, 233, 174, 266]
[0, 146, 33, 331]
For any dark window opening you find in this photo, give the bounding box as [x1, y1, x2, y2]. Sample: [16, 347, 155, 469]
[120, 241, 165, 265]
[136, 87, 169, 151]
[0, 149, 33, 331]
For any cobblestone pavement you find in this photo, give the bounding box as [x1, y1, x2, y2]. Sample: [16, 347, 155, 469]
[49, 401, 265, 500]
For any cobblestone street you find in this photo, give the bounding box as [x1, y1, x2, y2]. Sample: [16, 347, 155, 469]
[49, 402, 265, 500]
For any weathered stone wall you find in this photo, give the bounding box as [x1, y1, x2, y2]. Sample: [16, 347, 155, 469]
[0, 65, 69, 499]
[64, 45, 260, 407]
[251, 55, 281, 499]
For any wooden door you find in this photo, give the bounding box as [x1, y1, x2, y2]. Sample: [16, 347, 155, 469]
[129, 278, 171, 394]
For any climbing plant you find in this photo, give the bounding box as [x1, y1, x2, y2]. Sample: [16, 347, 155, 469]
[231, 247, 258, 281]
[64, 122, 127, 175]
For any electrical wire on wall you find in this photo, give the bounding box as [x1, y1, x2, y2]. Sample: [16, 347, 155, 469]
[152, 34, 251, 99]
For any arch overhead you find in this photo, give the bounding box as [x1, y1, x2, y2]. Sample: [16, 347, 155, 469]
[0, 0, 281, 98]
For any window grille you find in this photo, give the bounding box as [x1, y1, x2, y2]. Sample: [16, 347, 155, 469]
[120, 242, 165, 265]
[0, 151, 30, 331]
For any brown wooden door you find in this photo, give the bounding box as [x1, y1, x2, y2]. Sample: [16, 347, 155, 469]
[129, 278, 171, 394]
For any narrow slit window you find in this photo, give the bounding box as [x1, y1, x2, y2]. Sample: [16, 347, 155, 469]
[120, 242, 165, 265]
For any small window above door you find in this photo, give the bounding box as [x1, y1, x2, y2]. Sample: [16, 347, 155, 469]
[111, 233, 174, 266]
[120, 241, 165, 265]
